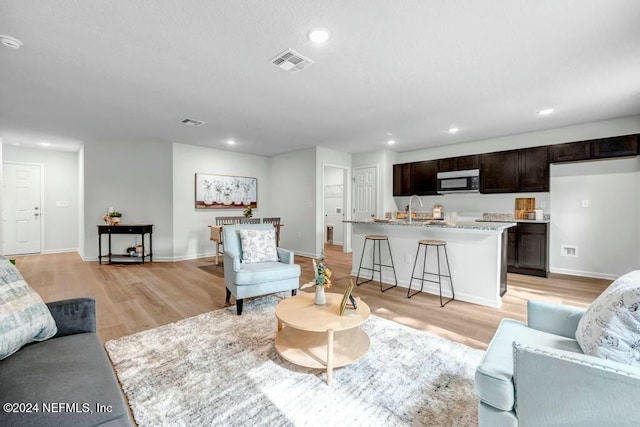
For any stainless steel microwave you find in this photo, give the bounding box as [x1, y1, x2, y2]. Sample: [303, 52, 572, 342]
[437, 169, 480, 194]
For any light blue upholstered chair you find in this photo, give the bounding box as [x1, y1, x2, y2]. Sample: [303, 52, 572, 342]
[222, 224, 300, 315]
[475, 300, 640, 426]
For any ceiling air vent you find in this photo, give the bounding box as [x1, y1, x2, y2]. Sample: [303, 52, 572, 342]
[270, 48, 314, 73]
[180, 118, 205, 127]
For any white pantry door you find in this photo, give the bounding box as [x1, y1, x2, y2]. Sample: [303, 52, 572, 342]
[3, 163, 42, 255]
[353, 166, 377, 219]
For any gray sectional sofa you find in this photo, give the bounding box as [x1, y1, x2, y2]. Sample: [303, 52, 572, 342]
[0, 298, 131, 426]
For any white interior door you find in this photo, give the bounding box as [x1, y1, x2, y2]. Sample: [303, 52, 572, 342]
[353, 166, 377, 219]
[3, 163, 42, 255]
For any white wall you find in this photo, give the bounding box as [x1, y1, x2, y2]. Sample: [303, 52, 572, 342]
[3, 145, 79, 253]
[323, 166, 345, 245]
[269, 148, 318, 257]
[550, 158, 640, 279]
[171, 143, 270, 260]
[83, 140, 173, 259]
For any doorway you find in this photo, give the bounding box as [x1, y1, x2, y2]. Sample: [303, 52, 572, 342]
[3, 162, 43, 255]
[323, 165, 348, 253]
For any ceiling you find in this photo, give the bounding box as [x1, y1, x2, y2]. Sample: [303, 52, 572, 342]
[1, 1, 639, 156]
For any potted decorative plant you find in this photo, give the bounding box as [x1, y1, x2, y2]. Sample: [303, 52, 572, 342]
[243, 205, 253, 218]
[313, 258, 332, 305]
[109, 211, 122, 225]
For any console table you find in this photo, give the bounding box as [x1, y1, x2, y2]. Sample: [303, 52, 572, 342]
[97, 224, 153, 264]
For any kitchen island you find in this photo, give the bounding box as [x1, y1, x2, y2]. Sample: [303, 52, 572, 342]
[345, 219, 515, 308]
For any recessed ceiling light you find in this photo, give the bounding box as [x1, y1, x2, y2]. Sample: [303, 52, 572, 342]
[308, 28, 331, 44]
[387, 139, 396, 145]
[0, 35, 23, 50]
[538, 108, 554, 116]
[227, 139, 235, 145]
[448, 127, 459, 134]
[40, 142, 51, 147]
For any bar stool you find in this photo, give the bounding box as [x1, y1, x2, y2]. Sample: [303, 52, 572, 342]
[408, 239, 455, 307]
[355, 235, 398, 292]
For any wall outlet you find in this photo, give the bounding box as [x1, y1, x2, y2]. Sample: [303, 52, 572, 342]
[581, 200, 589, 208]
[297, 232, 302, 238]
[561, 245, 578, 257]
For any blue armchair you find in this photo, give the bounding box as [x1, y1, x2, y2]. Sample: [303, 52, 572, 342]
[222, 224, 300, 315]
[475, 300, 640, 426]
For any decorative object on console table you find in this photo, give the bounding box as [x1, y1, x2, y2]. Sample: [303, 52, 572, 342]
[243, 205, 253, 218]
[108, 211, 122, 225]
[313, 258, 332, 305]
[195, 173, 257, 209]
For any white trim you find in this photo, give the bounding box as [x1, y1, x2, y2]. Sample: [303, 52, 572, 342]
[43, 248, 78, 254]
[550, 267, 618, 280]
[294, 250, 323, 259]
[2, 161, 45, 255]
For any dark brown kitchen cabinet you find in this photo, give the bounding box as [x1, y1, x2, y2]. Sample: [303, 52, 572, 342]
[393, 163, 412, 196]
[411, 160, 438, 195]
[591, 135, 637, 159]
[507, 222, 549, 277]
[481, 147, 548, 193]
[549, 141, 591, 162]
[437, 155, 479, 172]
[393, 160, 438, 196]
[519, 146, 549, 192]
[480, 150, 519, 193]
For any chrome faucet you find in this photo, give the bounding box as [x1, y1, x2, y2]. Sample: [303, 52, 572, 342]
[408, 195, 423, 224]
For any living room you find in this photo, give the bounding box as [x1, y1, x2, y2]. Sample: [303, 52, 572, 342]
[2, 2, 640, 426]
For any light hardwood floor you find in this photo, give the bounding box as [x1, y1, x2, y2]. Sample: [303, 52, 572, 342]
[14, 244, 610, 350]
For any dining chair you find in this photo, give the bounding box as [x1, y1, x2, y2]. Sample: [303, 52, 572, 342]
[240, 218, 261, 224]
[262, 217, 281, 246]
[211, 216, 244, 264]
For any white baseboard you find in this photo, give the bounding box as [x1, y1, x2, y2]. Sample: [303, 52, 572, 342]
[549, 267, 618, 280]
[295, 251, 323, 259]
[43, 248, 78, 254]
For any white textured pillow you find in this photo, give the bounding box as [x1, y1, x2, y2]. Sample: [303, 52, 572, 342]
[0, 259, 57, 360]
[575, 270, 640, 365]
[239, 229, 278, 264]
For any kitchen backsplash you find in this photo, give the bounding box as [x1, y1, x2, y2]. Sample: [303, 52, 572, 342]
[394, 192, 551, 217]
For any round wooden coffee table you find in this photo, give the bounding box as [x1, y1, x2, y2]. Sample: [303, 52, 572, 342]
[275, 292, 370, 385]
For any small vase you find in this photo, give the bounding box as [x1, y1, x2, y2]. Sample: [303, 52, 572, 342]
[314, 285, 326, 305]
[203, 189, 214, 205]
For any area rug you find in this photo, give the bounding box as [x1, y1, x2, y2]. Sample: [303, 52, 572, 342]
[105, 296, 483, 426]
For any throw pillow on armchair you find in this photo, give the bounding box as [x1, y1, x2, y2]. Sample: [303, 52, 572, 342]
[575, 270, 640, 365]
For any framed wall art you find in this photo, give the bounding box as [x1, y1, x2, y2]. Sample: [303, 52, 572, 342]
[195, 173, 258, 209]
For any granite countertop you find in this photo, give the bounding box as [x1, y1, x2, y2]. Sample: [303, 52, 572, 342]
[476, 219, 551, 224]
[344, 219, 515, 231]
